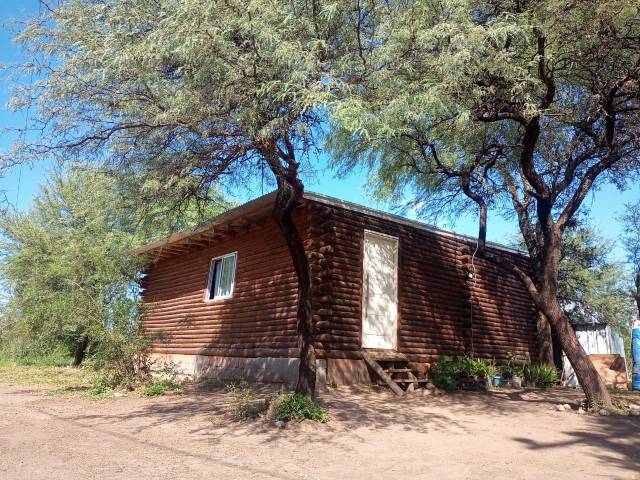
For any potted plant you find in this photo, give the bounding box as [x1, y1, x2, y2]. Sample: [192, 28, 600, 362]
[502, 351, 525, 388]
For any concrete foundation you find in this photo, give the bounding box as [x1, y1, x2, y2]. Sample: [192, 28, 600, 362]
[150, 353, 327, 388]
[326, 358, 372, 385]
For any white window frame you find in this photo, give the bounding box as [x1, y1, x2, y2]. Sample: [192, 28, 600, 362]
[204, 251, 238, 302]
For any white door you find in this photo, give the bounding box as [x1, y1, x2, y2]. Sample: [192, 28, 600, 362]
[362, 231, 399, 350]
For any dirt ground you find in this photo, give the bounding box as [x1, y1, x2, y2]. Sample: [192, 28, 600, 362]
[1, 383, 639, 480]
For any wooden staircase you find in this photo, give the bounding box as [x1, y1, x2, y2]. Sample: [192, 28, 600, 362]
[362, 350, 430, 397]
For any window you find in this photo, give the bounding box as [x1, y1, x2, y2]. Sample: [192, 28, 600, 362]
[205, 252, 237, 301]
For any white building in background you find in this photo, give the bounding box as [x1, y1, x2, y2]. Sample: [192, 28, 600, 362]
[563, 322, 628, 388]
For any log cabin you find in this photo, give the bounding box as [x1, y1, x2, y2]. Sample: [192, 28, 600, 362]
[133, 191, 539, 388]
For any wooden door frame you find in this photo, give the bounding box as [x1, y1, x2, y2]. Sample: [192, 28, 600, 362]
[361, 229, 400, 350]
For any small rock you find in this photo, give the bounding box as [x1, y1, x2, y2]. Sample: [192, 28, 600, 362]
[114, 392, 126, 398]
[274, 420, 286, 428]
[562, 404, 572, 411]
[421, 388, 432, 397]
[599, 409, 610, 416]
[556, 405, 566, 412]
[433, 387, 444, 396]
[426, 382, 436, 390]
[629, 403, 640, 412]
[629, 409, 640, 417]
[577, 407, 585, 415]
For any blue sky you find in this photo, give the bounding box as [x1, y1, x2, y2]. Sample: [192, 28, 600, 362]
[1, 0, 638, 262]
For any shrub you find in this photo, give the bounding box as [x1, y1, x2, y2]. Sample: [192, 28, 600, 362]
[226, 381, 270, 420]
[430, 355, 498, 390]
[86, 374, 118, 400]
[523, 363, 559, 388]
[226, 382, 329, 423]
[272, 394, 329, 423]
[500, 351, 526, 379]
[139, 377, 183, 397]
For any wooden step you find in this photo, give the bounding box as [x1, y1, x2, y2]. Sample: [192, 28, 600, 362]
[362, 351, 405, 397]
[385, 368, 419, 374]
[363, 349, 407, 362]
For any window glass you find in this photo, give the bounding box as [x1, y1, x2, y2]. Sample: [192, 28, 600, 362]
[207, 252, 236, 300]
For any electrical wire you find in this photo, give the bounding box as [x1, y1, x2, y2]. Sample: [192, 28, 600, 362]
[469, 237, 479, 357]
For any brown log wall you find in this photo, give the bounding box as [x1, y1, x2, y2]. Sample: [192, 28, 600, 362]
[141, 198, 538, 365]
[142, 207, 315, 358]
[315, 202, 538, 364]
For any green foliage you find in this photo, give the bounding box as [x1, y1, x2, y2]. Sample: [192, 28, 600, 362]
[330, 0, 640, 221]
[226, 382, 329, 422]
[139, 377, 183, 397]
[431, 355, 497, 390]
[0, 344, 72, 368]
[0, 167, 230, 383]
[86, 374, 118, 400]
[500, 351, 525, 379]
[3, 0, 353, 205]
[558, 225, 633, 330]
[0, 168, 143, 370]
[226, 381, 271, 421]
[272, 394, 329, 423]
[523, 363, 559, 388]
[621, 201, 640, 272]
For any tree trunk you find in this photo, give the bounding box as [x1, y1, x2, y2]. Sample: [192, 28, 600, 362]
[539, 296, 612, 408]
[635, 271, 640, 320]
[482, 226, 611, 408]
[269, 176, 316, 399]
[72, 335, 89, 367]
[536, 311, 554, 365]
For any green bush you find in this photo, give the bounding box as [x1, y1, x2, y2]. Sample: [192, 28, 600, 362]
[226, 382, 329, 423]
[86, 374, 118, 400]
[139, 377, 183, 397]
[272, 394, 329, 423]
[500, 351, 526, 379]
[523, 363, 559, 388]
[430, 355, 497, 390]
[226, 381, 270, 420]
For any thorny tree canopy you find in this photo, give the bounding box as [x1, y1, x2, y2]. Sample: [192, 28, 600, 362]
[3, 0, 351, 201]
[330, 0, 640, 258]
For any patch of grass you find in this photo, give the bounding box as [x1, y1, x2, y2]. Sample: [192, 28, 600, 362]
[139, 377, 184, 397]
[0, 346, 73, 368]
[272, 394, 329, 423]
[0, 362, 97, 391]
[85, 374, 119, 400]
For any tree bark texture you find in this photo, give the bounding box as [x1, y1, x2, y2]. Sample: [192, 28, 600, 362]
[263, 143, 317, 398]
[72, 335, 89, 367]
[536, 311, 554, 365]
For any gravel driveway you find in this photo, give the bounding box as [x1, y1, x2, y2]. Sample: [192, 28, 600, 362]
[1, 384, 638, 480]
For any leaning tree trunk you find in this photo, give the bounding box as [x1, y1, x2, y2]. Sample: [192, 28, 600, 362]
[72, 335, 89, 367]
[263, 147, 316, 398]
[539, 294, 612, 408]
[536, 311, 554, 365]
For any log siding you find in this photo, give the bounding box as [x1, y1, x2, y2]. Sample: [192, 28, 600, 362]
[140, 194, 538, 373]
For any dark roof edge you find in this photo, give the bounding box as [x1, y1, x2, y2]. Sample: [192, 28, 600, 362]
[130, 190, 526, 257]
[304, 192, 526, 256]
[128, 191, 277, 255]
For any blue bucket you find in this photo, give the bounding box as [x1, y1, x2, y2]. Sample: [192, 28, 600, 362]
[492, 375, 502, 387]
[632, 327, 640, 391]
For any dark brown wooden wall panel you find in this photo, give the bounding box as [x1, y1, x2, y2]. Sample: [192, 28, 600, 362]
[316, 202, 539, 364]
[141, 198, 538, 364]
[141, 208, 315, 357]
